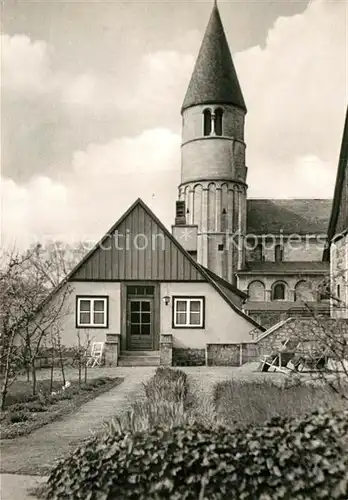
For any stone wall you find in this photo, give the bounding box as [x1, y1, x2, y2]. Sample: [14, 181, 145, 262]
[160, 334, 173, 366]
[172, 348, 205, 366]
[248, 311, 286, 330]
[241, 342, 260, 363]
[248, 308, 330, 332]
[206, 344, 241, 366]
[205, 316, 348, 366]
[104, 333, 121, 366]
[206, 343, 260, 366]
[256, 317, 348, 356]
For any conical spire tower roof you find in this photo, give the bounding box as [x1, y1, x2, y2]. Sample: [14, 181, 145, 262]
[182, 4, 246, 113]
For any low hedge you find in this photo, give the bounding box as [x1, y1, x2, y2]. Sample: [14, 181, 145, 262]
[142, 367, 188, 403]
[43, 409, 348, 500]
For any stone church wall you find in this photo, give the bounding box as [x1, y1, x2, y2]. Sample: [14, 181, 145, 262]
[331, 233, 348, 319]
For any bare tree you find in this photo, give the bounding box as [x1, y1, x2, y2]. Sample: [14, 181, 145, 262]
[0, 244, 73, 408]
[16, 267, 72, 396]
[75, 329, 93, 387]
[0, 248, 37, 409]
[28, 240, 91, 288]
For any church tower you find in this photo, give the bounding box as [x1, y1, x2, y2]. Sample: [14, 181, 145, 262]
[173, 3, 248, 284]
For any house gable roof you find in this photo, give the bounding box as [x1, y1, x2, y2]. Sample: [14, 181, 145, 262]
[66, 198, 264, 330]
[69, 198, 205, 282]
[199, 264, 247, 299]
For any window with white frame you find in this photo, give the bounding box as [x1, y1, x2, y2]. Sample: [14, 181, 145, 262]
[76, 296, 108, 328]
[173, 297, 204, 328]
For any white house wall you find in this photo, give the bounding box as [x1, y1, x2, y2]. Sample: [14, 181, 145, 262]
[57, 282, 122, 347]
[160, 282, 260, 348]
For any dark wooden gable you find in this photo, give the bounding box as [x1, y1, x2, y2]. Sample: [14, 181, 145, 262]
[70, 199, 206, 282]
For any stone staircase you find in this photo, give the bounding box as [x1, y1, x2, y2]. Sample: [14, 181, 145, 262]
[118, 350, 161, 367]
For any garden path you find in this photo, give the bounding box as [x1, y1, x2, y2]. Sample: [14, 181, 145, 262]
[0, 367, 155, 476]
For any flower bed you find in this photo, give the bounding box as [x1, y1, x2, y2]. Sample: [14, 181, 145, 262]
[1, 377, 123, 439]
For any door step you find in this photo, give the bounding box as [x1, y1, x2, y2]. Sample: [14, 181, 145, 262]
[118, 351, 160, 367]
[121, 350, 160, 357]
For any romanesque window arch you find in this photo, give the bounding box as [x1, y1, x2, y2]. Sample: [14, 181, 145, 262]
[203, 109, 212, 136]
[214, 108, 223, 136]
[248, 281, 265, 301]
[294, 280, 313, 302]
[272, 281, 286, 301]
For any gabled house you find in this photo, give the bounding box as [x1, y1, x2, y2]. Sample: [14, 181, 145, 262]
[54, 198, 264, 366]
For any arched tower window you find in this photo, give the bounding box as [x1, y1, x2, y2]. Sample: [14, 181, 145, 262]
[294, 280, 313, 302]
[214, 108, 223, 136]
[272, 282, 286, 301]
[248, 281, 265, 301]
[203, 109, 212, 136]
[274, 244, 284, 262]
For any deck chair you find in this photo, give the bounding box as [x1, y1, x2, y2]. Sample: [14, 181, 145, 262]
[260, 353, 289, 374]
[86, 342, 104, 367]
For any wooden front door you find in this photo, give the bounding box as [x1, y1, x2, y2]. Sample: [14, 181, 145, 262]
[127, 297, 154, 350]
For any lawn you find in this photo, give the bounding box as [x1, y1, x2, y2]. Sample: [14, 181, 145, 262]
[213, 378, 348, 428]
[0, 376, 123, 439]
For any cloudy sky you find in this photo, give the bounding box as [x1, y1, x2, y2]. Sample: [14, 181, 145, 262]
[1, 0, 347, 249]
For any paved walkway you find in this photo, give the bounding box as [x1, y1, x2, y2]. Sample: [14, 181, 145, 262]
[0, 474, 48, 500]
[1, 367, 155, 476]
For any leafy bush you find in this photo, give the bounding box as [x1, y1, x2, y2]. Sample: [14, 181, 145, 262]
[7, 410, 31, 423]
[214, 379, 347, 428]
[79, 384, 94, 392]
[43, 409, 348, 500]
[142, 367, 188, 403]
[9, 401, 48, 413]
[47, 394, 60, 405]
[58, 392, 73, 400]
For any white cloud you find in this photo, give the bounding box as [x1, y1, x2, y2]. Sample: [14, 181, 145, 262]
[60, 50, 194, 116]
[61, 73, 97, 106]
[248, 154, 336, 198]
[1, 128, 180, 249]
[236, 0, 347, 182]
[1, 34, 52, 93]
[72, 128, 180, 176]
